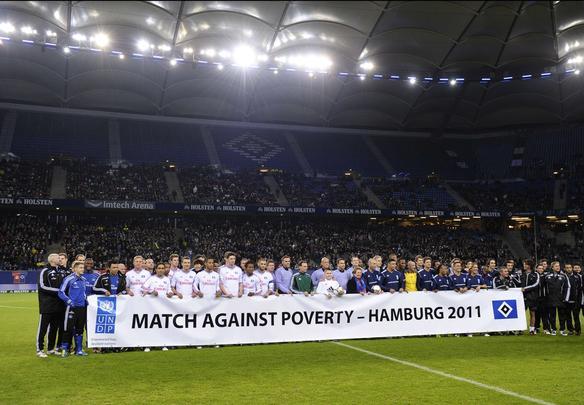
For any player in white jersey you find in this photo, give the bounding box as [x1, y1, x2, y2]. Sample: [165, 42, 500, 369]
[194, 258, 221, 299]
[242, 262, 262, 296]
[167, 254, 180, 280]
[125, 256, 151, 296]
[142, 263, 172, 298]
[316, 269, 342, 298]
[171, 257, 196, 299]
[144, 258, 155, 274]
[219, 251, 242, 298]
[254, 257, 275, 298]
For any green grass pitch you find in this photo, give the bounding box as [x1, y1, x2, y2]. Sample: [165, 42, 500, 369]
[1, 293, 583, 404]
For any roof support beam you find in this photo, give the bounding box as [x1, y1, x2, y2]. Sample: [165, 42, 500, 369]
[402, 1, 486, 130]
[549, 1, 564, 124]
[63, 0, 73, 106]
[324, 1, 390, 124]
[472, 1, 524, 127]
[243, 1, 291, 120]
[158, 1, 185, 113]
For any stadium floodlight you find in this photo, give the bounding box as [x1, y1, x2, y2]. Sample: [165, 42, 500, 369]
[232, 44, 255, 67]
[20, 26, 37, 35]
[449, 79, 457, 86]
[360, 61, 374, 71]
[136, 39, 150, 52]
[93, 32, 109, 48]
[72, 33, 86, 42]
[0, 22, 15, 33]
[63, 46, 70, 54]
[289, 54, 332, 71]
[45, 30, 57, 38]
[183, 47, 193, 54]
[201, 48, 216, 57]
[408, 76, 417, 85]
[158, 44, 171, 52]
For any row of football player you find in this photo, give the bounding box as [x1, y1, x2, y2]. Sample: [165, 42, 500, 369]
[102, 253, 584, 338]
[41, 251, 583, 298]
[37, 251, 584, 359]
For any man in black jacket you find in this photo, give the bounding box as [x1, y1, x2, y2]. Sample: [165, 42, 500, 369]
[58, 253, 70, 277]
[564, 264, 581, 335]
[520, 259, 540, 335]
[545, 261, 570, 336]
[534, 264, 549, 334]
[37, 253, 65, 357]
[93, 262, 127, 296]
[493, 267, 516, 290]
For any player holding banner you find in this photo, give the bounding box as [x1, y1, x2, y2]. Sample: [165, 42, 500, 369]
[193, 257, 222, 299]
[93, 262, 126, 296]
[142, 263, 173, 298]
[242, 262, 262, 296]
[315, 268, 343, 298]
[219, 251, 242, 298]
[125, 256, 150, 296]
[171, 257, 197, 299]
[255, 257, 276, 297]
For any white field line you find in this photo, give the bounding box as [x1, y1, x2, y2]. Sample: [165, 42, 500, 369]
[332, 341, 555, 405]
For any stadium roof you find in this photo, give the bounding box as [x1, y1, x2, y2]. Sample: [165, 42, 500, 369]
[0, 1, 583, 131]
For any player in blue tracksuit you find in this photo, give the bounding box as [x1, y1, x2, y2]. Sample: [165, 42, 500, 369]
[466, 263, 488, 291]
[363, 259, 382, 293]
[58, 261, 88, 357]
[433, 265, 453, 291]
[380, 259, 404, 292]
[482, 269, 494, 289]
[449, 260, 468, 292]
[417, 257, 435, 291]
[82, 258, 99, 296]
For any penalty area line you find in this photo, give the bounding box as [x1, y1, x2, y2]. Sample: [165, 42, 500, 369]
[332, 341, 555, 405]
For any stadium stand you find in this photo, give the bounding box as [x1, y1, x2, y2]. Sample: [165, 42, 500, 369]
[0, 160, 52, 198]
[119, 121, 209, 166]
[178, 166, 276, 205]
[65, 160, 170, 201]
[273, 173, 373, 208]
[451, 180, 554, 212]
[0, 214, 54, 271]
[363, 178, 457, 210]
[0, 212, 513, 271]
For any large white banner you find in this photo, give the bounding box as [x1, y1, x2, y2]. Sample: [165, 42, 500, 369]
[87, 290, 526, 348]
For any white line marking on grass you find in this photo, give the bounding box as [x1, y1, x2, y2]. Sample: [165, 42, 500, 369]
[0, 305, 36, 309]
[332, 341, 555, 405]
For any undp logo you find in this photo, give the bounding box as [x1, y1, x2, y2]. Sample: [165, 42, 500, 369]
[96, 296, 116, 334]
[492, 300, 518, 320]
